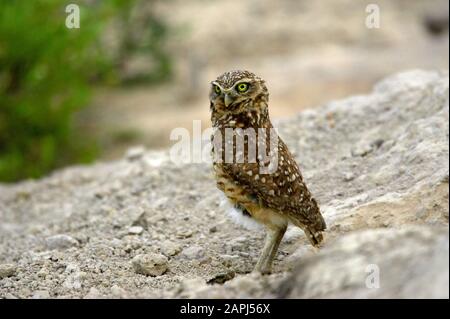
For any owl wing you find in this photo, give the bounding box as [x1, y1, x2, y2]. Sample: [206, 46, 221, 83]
[223, 140, 326, 232]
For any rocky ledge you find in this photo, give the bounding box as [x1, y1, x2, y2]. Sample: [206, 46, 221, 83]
[0, 70, 448, 298]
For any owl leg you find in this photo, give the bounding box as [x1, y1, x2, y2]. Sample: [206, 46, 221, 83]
[253, 224, 287, 274]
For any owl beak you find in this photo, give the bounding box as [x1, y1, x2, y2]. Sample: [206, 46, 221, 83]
[224, 93, 235, 107]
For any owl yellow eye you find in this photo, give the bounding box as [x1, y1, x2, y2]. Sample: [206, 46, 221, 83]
[214, 85, 221, 94]
[236, 83, 249, 93]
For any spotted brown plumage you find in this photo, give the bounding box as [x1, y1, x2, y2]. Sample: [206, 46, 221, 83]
[209, 70, 326, 274]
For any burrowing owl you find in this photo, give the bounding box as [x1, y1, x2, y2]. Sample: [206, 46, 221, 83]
[209, 70, 326, 274]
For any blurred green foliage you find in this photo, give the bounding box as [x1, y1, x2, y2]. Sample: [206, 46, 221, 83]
[116, 1, 172, 84]
[0, 0, 171, 182]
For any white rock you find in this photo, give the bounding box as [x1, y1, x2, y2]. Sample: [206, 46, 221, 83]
[126, 146, 146, 161]
[45, 234, 79, 250]
[181, 245, 205, 260]
[132, 253, 168, 276]
[63, 271, 86, 290]
[160, 240, 182, 256]
[0, 264, 17, 279]
[128, 226, 144, 235]
[343, 172, 355, 182]
[279, 226, 449, 298]
[64, 263, 80, 273]
[220, 254, 240, 267]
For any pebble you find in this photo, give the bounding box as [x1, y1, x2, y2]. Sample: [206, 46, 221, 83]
[128, 226, 144, 235]
[351, 143, 373, 157]
[32, 290, 51, 299]
[371, 138, 384, 149]
[209, 226, 218, 233]
[343, 172, 356, 182]
[207, 211, 216, 219]
[160, 240, 182, 257]
[125, 146, 146, 161]
[220, 255, 239, 267]
[63, 271, 86, 290]
[207, 271, 235, 284]
[176, 229, 193, 239]
[181, 245, 205, 260]
[45, 234, 79, 250]
[37, 268, 49, 279]
[132, 253, 168, 276]
[0, 264, 17, 279]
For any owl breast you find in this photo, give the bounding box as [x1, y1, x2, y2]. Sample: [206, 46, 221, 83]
[213, 163, 255, 207]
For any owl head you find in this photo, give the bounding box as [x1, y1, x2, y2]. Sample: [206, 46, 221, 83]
[209, 70, 269, 114]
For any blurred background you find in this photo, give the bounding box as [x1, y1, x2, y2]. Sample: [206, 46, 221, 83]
[0, 0, 448, 182]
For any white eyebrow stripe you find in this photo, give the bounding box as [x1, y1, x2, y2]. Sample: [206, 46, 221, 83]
[211, 82, 225, 91]
[211, 78, 252, 91]
[234, 78, 252, 85]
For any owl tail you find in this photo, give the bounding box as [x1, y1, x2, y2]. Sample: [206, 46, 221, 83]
[304, 228, 324, 247]
[304, 198, 326, 247]
[290, 213, 326, 248]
